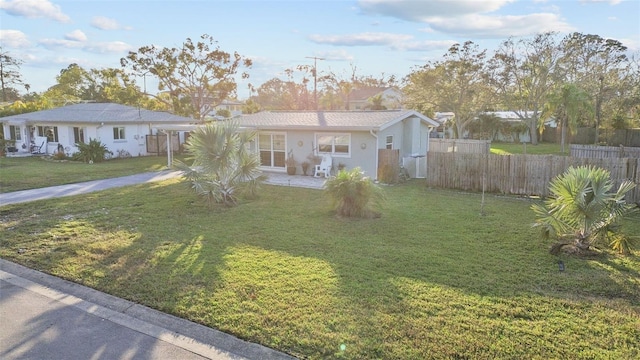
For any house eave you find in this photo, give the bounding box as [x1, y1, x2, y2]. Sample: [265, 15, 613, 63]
[248, 125, 381, 132]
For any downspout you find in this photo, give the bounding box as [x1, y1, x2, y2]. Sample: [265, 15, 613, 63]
[166, 130, 173, 168]
[370, 129, 378, 180]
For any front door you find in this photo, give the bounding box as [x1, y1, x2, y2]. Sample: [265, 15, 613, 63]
[258, 133, 286, 169]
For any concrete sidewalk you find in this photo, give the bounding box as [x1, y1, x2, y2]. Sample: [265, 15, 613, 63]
[0, 259, 296, 360]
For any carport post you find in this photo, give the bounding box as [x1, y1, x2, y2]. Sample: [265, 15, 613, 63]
[166, 130, 173, 168]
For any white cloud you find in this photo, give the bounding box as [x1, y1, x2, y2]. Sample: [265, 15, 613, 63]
[39, 38, 84, 50]
[38, 37, 132, 54]
[357, 0, 514, 21]
[426, 13, 575, 38]
[91, 16, 131, 30]
[391, 39, 458, 52]
[0, 0, 70, 23]
[356, 0, 573, 39]
[65, 29, 87, 42]
[579, 0, 623, 5]
[84, 41, 132, 54]
[309, 32, 413, 46]
[0, 29, 31, 48]
[315, 49, 354, 62]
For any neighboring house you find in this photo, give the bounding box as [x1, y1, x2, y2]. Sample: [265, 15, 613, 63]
[345, 87, 404, 111]
[0, 103, 194, 157]
[434, 112, 456, 138]
[238, 110, 439, 179]
[215, 99, 244, 117]
[482, 111, 555, 143]
[204, 99, 245, 120]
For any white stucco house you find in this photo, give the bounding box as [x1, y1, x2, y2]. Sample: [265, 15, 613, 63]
[237, 110, 439, 179]
[1, 103, 194, 157]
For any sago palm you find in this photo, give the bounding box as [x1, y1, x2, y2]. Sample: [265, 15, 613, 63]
[324, 167, 385, 218]
[174, 120, 264, 207]
[532, 166, 637, 254]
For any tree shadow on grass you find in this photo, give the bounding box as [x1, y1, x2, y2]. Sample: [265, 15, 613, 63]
[3, 181, 639, 359]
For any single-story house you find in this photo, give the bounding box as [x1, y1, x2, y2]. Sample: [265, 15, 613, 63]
[345, 87, 404, 111]
[0, 103, 194, 157]
[237, 110, 439, 179]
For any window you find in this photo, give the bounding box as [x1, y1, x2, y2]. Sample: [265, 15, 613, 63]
[113, 127, 126, 141]
[9, 125, 21, 141]
[385, 135, 393, 149]
[258, 133, 285, 168]
[316, 133, 350, 156]
[73, 127, 85, 144]
[37, 126, 58, 142]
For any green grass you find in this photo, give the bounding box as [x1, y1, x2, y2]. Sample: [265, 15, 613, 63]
[1, 180, 638, 359]
[491, 142, 569, 156]
[0, 155, 181, 193]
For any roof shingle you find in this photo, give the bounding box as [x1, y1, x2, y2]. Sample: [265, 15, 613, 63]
[238, 110, 437, 130]
[0, 103, 194, 124]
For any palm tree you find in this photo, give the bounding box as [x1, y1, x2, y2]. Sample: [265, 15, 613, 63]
[532, 166, 637, 254]
[174, 120, 264, 207]
[542, 83, 593, 153]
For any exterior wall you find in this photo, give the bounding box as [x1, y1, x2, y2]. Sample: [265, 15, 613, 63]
[3, 122, 155, 157]
[383, 116, 432, 178]
[256, 129, 379, 177]
[254, 119, 433, 179]
[93, 123, 150, 157]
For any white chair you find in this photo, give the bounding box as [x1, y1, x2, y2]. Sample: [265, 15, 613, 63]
[314, 154, 332, 178]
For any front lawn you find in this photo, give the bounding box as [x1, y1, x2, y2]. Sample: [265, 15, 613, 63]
[1, 181, 638, 359]
[0, 155, 179, 193]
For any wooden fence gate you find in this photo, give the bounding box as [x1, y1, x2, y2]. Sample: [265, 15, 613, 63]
[378, 149, 400, 183]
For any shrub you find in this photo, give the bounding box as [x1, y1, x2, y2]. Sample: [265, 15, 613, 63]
[324, 167, 385, 218]
[173, 121, 264, 207]
[72, 138, 112, 163]
[532, 165, 638, 255]
[51, 151, 67, 161]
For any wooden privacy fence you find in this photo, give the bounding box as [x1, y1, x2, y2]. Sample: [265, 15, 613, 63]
[425, 152, 640, 203]
[429, 139, 490, 154]
[570, 144, 640, 159]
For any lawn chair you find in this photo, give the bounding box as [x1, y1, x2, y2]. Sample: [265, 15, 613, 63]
[314, 154, 332, 178]
[31, 140, 45, 154]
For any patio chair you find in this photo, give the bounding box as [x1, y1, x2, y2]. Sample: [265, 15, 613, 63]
[31, 140, 45, 154]
[314, 154, 332, 178]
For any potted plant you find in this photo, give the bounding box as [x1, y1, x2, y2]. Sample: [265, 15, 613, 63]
[286, 149, 297, 175]
[338, 162, 346, 172]
[301, 161, 310, 176]
[0, 139, 16, 157]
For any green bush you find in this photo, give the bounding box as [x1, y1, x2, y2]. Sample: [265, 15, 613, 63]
[173, 121, 264, 207]
[532, 165, 638, 255]
[72, 138, 112, 163]
[324, 167, 385, 218]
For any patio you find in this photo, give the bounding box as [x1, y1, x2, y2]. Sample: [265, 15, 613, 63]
[262, 171, 326, 190]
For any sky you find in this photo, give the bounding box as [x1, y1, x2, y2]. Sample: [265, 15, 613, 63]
[1, 0, 639, 99]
